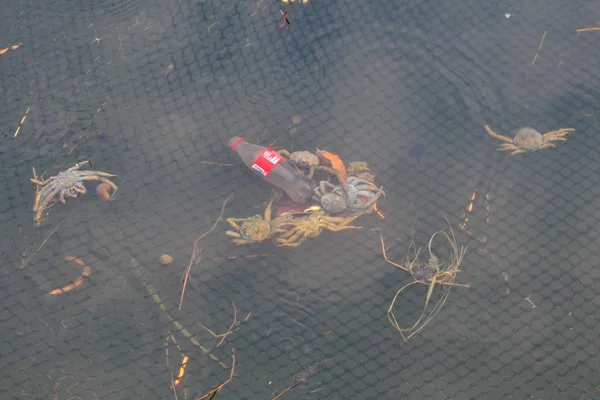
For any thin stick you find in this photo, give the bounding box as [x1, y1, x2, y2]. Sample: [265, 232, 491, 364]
[576, 27, 600, 33]
[18, 222, 62, 269]
[210, 253, 276, 261]
[217, 301, 237, 347]
[178, 194, 233, 311]
[194, 350, 236, 400]
[179, 249, 202, 311]
[531, 30, 546, 65]
[198, 161, 234, 167]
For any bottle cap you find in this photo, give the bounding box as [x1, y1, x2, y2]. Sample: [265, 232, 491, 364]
[229, 137, 243, 149]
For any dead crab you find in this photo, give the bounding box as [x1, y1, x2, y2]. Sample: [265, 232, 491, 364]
[272, 206, 362, 247]
[225, 198, 291, 245]
[485, 125, 575, 156]
[312, 176, 383, 214]
[31, 160, 118, 226]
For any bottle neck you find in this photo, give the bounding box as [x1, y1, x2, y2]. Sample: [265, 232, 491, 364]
[230, 137, 244, 149]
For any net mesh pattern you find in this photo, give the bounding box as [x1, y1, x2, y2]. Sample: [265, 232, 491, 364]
[1, 0, 599, 399]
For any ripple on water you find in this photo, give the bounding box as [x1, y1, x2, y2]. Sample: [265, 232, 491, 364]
[38, 0, 141, 20]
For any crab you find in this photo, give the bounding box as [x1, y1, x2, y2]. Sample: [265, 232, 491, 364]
[225, 198, 291, 245]
[278, 149, 348, 191]
[312, 176, 384, 214]
[272, 206, 363, 247]
[31, 160, 118, 225]
[485, 125, 575, 156]
[347, 161, 376, 183]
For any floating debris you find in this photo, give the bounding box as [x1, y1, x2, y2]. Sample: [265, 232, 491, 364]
[0, 43, 22, 55]
[159, 254, 173, 265]
[48, 256, 92, 295]
[13, 107, 30, 138]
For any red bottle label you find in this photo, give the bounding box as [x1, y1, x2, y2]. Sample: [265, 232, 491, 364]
[251, 148, 283, 176]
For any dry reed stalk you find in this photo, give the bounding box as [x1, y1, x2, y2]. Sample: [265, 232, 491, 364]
[382, 218, 469, 341]
[178, 194, 233, 311]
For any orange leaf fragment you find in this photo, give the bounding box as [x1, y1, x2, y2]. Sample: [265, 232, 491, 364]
[316, 148, 348, 181]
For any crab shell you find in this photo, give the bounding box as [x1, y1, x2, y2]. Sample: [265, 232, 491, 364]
[319, 191, 348, 214]
[512, 128, 544, 150]
[289, 151, 320, 169]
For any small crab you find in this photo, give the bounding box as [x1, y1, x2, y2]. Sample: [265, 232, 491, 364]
[278, 149, 348, 189]
[225, 198, 291, 245]
[272, 206, 362, 248]
[313, 177, 383, 214]
[278, 150, 319, 176]
[312, 182, 347, 214]
[485, 125, 575, 156]
[346, 162, 384, 218]
[347, 161, 376, 183]
[31, 160, 118, 225]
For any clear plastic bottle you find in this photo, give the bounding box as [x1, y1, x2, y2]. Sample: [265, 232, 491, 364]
[229, 137, 314, 204]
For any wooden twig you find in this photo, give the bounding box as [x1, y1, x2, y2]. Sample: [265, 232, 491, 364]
[217, 301, 237, 347]
[195, 350, 236, 400]
[179, 249, 202, 311]
[531, 30, 546, 65]
[210, 253, 276, 261]
[178, 194, 233, 311]
[198, 161, 234, 167]
[18, 221, 62, 269]
[576, 27, 600, 33]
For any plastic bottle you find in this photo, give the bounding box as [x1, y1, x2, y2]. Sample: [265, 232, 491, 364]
[229, 137, 314, 204]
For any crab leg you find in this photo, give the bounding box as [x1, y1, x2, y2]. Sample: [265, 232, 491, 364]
[30, 177, 53, 185]
[496, 144, 519, 152]
[509, 149, 525, 156]
[34, 210, 44, 226]
[313, 165, 349, 192]
[226, 218, 250, 231]
[35, 186, 61, 212]
[484, 125, 513, 143]
[347, 186, 384, 209]
[274, 230, 310, 247]
[545, 128, 575, 137]
[68, 160, 92, 170]
[77, 170, 119, 178]
[354, 189, 384, 210]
